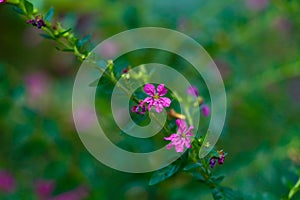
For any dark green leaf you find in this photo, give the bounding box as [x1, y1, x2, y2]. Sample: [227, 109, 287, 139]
[24, 0, 34, 15]
[212, 187, 244, 200]
[58, 28, 72, 37]
[13, 6, 25, 15]
[77, 34, 91, 48]
[183, 162, 203, 171]
[39, 33, 55, 40]
[44, 7, 54, 22]
[211, 175, 225, 184]
[149, 162, 181, 186]
[89, 78, 100, 87]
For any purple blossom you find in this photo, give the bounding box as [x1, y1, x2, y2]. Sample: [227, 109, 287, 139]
[201, 104, 210, 117]
[142, 84, 171, 113]
[245, 0, 269, 11]
[34, 179, 55, 199]
[218, 151, 225, 165]
[27, 16, 46, 29]
[209, 151, 226, 168]
[209, 158, 217, 168]
[131, 101, 146, 115]
[0, 0, 6, 4]
[187, 86, 199, 97]
[50, 186, 89, 200]
[0, 170, 16, 193]
[164, 119, 194, 153]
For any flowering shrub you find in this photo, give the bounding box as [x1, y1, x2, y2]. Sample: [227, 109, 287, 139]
[1, 0, 300, 200]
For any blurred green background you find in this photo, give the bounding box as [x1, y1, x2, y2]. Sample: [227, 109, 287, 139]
[0, 0, 300, 199]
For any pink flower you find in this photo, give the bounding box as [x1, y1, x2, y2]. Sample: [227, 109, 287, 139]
[187, 86, 199, 97]
[0, 0, 6, 4]
[50, 186, 89, 200]
[245, 0, 269, 11]
[131, 101, 146, 115]
[0, 170, 16, 193]
[164, 119, 194, 152]
[34, 179, 55, 199]
[201, 104, 210, 117]
[142, 84, 171, 113]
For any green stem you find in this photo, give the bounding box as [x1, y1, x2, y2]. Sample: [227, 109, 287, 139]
[289, 177, 300, 200]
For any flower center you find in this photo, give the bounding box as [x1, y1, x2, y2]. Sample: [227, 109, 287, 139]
[154, 93, 160, 100]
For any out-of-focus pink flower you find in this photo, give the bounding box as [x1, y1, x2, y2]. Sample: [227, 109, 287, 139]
[142, 84, 171, 113]
[245, 0, 269, 11]
[35, 179, 55, 199]
[24, 71, 50, 104]
[98, 41, 118, 59]
[73, 107, 97, 131]
[164, 119, 194, 153]
[0, 0, 6, 4]
[273, 17, 293, 35]
[50, 186, 89, 200]
[187, 86, 199, 97]
[201, 104, 210, 117]
[0, 170, 16, 193]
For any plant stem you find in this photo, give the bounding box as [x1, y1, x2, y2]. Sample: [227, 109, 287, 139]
[289, 177, 300, 200]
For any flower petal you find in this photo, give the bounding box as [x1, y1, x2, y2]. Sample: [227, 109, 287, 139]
[144, 84, 156, 96]
[187, 86, 199, 97]
[157, 84, 168, 96]
[164, 134, 177, 141]
[159, 97, 171, 107]
[176, 119, 186, 133]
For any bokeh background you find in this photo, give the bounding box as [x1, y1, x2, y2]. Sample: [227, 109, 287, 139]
[0, 0, 300, 199]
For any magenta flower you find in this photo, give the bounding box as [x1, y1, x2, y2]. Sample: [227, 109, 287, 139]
[131, 101, 146, 115]
[164, 119, 194, 152]
[187, 86, 199, 97]
[50, 186, 88, 200]
[209, 151, 226, 168]
[34, 179, 55, 199]
[142, 84, 171, 113]
[209, 157, 217, 168]
[245, 0, 269, 11]
[201, 104, 210, 117]
[0, 170, 16, 193]
[0, 0, 6, 4]
[27, 16, 46, 29]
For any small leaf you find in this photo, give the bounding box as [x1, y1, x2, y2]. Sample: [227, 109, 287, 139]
[149, 163, 181, 186]
[212, 187, 244, 200]
[61, 48, 74, 52]
[44, 7, 54, 22]
[211, 175, 225, 184]
[89, 78, 100, 87]
[58, 28, 72, 37]
[13, 6, 25, 15]
[39, 33, 54, 40]
[24, 0, 34, 15]
[77, 34, 91, 48]
[189, 171, 206, 182]
[183, 162, 203, 171]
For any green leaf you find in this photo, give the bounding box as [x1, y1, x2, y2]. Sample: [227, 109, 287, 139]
[212, 187, 244, 200]
[13, 6, 25, 15]
[149, 162, 181, 186]
[183, 162, 203, 171]
[149, 152, 188, 185]
[24, 0, 34, 15]
[44, 7, 54, 22]
[39, 33, 55, 40]
[211, 175, 225, 184]
[77, 34, 91, 48]
[89, 78, 100, 87]
[58, 28, 72, 37]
